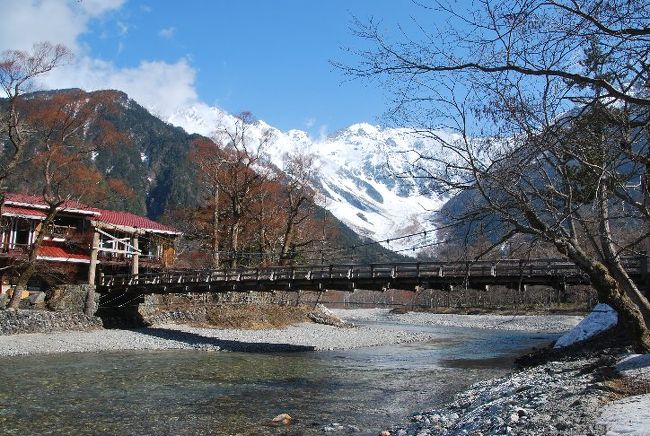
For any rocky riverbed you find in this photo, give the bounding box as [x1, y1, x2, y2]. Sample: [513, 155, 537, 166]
[390, 352, 613, 435]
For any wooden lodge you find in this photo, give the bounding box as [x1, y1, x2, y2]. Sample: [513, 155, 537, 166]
[0, 193, 181, 295]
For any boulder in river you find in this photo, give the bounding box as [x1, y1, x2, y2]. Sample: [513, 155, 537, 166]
[308, 304, 354, 328]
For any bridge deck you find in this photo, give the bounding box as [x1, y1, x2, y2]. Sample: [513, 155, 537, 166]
[98, 257, 647, 299]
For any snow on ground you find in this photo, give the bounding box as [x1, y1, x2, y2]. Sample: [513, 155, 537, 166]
[599, 394, 650, 435]
[617, 353, 650, 381]
[553, 303, 618, 348]
[598, 353, 650, 436]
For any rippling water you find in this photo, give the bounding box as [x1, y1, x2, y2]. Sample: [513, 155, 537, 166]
[0, 322, 558, 435]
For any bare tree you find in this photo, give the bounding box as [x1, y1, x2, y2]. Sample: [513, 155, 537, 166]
[5, 89, 115, 309]
[277, 152, 320, 265]
[1, 43, 71, 308]
[189, 137, 227, 268]
[0, 43, 70, 199]
[341, 0, 650, 351]
[210, 112, 273, 268]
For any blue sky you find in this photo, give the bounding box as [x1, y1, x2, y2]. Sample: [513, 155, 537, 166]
[0, 0, 451, 137]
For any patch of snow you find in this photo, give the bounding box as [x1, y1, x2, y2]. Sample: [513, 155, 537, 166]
[616, 353, 650, 381]
[599, 393, 650, 435]
[140, 152, 148, 162]
[553, 303, 618, 348]
[598, 353, 650, 435]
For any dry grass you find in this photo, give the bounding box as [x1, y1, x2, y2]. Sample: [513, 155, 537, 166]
[605, 376, 650, 401]
[205, 304, 313, 330]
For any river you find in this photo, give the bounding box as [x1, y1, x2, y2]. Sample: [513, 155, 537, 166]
[0, 321, 558, 435]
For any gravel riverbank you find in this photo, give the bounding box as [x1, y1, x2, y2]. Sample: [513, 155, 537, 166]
[332, 308, 583, 333]
[0, 321, 437, 356]
[0, 308, 580, 357]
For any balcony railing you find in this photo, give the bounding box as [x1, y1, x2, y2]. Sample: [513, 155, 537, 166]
[45, 224, 77, 240]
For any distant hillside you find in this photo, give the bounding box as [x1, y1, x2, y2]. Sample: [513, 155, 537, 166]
[2, 88, 405, 262]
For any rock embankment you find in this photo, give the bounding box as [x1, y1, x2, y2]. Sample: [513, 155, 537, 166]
[0, 309, 102, 335]
[392, 353, 615, 435]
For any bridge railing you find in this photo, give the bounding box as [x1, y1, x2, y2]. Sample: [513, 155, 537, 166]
[98, 256, 647, 289]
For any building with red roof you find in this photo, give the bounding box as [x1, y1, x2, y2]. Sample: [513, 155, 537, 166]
[0, 193, 181, 293]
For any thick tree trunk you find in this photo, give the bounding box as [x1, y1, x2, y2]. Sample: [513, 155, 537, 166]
[8, 261, 37, 309]
[280, 224, 294, 266]
[84, 285, 96, 316]
[595, 179, 650, 350]
[563, 242, 650, 352]
[589, 263, 650, 352]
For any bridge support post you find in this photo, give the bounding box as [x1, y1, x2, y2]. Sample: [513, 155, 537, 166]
[554, 279, 568, 304]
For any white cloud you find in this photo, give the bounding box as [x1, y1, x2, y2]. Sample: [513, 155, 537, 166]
[0, 0, 202, 119]
[158, 27, 176, 39]
[39, 57, 200, 117]
[0, 0, 125, 53]
[305, 117, 316, 129]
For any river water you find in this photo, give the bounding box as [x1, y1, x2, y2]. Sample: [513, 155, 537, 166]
[0, 322, 558, 435]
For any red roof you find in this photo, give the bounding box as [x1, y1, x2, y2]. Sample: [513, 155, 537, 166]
[2, 192, 180, 235]
[3, 193, 98, 215]
[37, 241, 90, 263]
[2, 205, 47, 219]
[91, 209, 180, 234]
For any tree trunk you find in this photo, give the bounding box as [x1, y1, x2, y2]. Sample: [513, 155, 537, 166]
[596, 179, 650, 350]
[211, 188, 220, 269]
[564, 241, 650, 352]
[84, 285, 96, 316]
[8, 261, 37, 309]
[7, 206, 60, 310]
[230, 221, 240, 268]
[280, 223, 294, 266]
[588, 263, 650, 352]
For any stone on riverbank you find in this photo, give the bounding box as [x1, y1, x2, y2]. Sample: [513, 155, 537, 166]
[271, 413, 293, 426]
[308, 304, 354, 327]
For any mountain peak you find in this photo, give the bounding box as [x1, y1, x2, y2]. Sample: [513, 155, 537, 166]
[160, 103, 447, 255]
[347, 122, 382, 136]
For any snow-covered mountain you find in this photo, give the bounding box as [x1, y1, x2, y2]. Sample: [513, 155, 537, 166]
[165, 104, 452, 254]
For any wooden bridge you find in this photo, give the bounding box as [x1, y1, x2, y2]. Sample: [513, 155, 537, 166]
[97, 257, 648, 306]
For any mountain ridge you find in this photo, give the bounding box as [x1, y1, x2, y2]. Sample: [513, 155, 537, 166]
[164, 102, 450, 253]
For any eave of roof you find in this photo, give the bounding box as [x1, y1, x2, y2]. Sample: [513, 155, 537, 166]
[2, 193, 181, 235]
